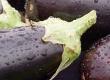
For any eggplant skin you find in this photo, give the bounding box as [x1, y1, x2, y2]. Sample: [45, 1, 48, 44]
[0, 26, 63, 80]
[81, 35, 110, 80]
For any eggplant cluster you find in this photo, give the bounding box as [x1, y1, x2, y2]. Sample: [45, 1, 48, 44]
[0, 0, 110, 80]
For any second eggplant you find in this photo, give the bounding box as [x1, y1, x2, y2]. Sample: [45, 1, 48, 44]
[81, 34, 110, 80]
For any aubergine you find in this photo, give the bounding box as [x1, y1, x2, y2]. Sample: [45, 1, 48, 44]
[81, 34, 110, 80]
[0, 26, 63, 80]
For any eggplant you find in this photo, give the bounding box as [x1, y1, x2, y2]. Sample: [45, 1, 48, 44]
[81, 34, 110, 80]
[0, 26, 63, 80]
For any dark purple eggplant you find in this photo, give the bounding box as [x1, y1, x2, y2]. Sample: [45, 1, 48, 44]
[81, 35, 110, 80]
[0, 26, 63, 80]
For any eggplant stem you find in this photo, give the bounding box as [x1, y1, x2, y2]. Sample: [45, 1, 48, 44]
[70, 10, 97, 36]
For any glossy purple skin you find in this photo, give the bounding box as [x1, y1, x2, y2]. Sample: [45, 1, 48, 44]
[0, 26, 63, 80]
[82, 35, 110, 80]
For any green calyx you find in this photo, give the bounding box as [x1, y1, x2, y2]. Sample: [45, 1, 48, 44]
[36, 10, 97, 80]
[0, 0, 25, 29]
